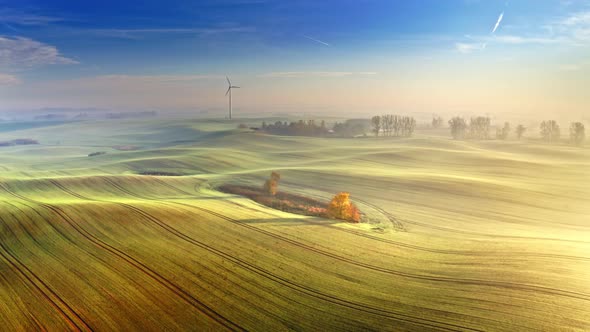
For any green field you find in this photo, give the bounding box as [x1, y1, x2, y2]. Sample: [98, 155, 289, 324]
[0, 119, 588, 331]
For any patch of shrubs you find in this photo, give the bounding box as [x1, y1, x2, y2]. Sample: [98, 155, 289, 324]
[220, 172, 362, 223]
[88, 151, 107, 157]
[138, 171, 183, 176]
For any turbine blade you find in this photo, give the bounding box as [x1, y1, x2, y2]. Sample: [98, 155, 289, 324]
[225, 87, 231, 96]
[226, 76, 231, 85]
[231, 86, 240, 88]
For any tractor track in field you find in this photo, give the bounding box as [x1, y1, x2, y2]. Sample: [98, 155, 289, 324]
[176, 202, 590, 302]
[92, 178, 489, 331]
[21, 177, 589, 330]
[226, 197, 590, 263]
[47, 178, 367, 330]
[0, 181, 244, 332]
[75, 177, 590, 304]
[0, 241, 92, 331]
[233, 181, 590, 262]
[0, 211, 93, 331]
[44, 177, 484, 331]
[7, 194, 297, 331]
[279, 180, 590, 244]
[47, 177, 588, 330]
[347, 198, 590, 262]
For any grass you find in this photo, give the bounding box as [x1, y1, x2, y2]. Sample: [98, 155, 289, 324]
[0, 118, 589, 331]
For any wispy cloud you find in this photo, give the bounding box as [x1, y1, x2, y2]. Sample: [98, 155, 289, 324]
[552, 11, 590, 44]
[0, 73, 20, 85]
[85, 26, 254, 39]
[456, 10, 590, 53]
[0, 9, 63, 26]
[259, 71, 376, 78]
[0, 36, 78, 68]
[560, 11, 590, 27]
[455, 42, 485, 54]
[303, 35, 331, 47]
[491, 35, 563, 45]
[90, 74, 224, 83]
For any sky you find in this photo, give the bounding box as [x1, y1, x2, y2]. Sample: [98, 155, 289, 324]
[0, 0, 589, 118]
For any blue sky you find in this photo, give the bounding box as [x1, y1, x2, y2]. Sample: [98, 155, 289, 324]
[0, 0, 589, 117]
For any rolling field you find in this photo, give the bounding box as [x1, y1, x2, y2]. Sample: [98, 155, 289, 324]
[0, 119, 589, 331]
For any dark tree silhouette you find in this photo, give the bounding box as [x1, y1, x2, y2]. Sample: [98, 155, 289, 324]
[332, 119, 370, 137]
[373, 114, 416, 137]
[570, 122, 585, 146]
[371, 116, 382, 137]
[448, 117, 467, 140]
[260, 120, 329, 137]
[540, 120, 560, 142]
[469, 117, 491, 140]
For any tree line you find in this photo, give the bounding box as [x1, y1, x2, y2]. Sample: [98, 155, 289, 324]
[371, 114, 416, 137]
[447, 116, 585, 145]
[261, 119, 372, 137]
[259, 116, 585, 145]
[261, 120, 329, 137]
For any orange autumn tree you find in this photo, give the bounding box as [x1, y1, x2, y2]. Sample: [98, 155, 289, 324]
[263, 171, 281, 196]
[326, 192, 361, 223]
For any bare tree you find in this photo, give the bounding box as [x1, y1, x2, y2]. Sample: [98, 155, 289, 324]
[540, 120, 560, 142]
[469, 117, 491, 139]
[372, 114, 417, 137]
[371, 116, 381, 137]
[570, 122, 585, 146]
[383, 115, 395, 136]
[448, 117, 467, 140]
[515, 125, 526, 140]
[402, 116, 416, 137]
[380, 115, 388, 136]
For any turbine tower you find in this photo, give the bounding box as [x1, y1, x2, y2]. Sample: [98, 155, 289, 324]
[225, 76, 240, 119]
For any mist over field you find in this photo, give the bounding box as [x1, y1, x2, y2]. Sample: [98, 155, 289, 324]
[0, 0, 589, 331]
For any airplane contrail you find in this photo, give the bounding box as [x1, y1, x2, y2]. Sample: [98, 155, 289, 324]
[2, 22, 19, 32]
[303, 35, 331, 47]
[492, 12, 504, 34]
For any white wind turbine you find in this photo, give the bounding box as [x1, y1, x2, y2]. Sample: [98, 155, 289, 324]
[225, 76, 240, 119]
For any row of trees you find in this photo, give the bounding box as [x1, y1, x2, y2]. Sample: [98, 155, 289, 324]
[261, 120, 329, 137]
[448, 116, 585, 145]
[371, 115, 416, 137]
[260, 117, 585, 145]
[332, 119, 370, 137]
[261, 119, 372, 137]
[540, 121, 586, 145]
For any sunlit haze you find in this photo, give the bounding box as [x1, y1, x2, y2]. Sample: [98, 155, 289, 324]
[0, 0, 589, 118]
